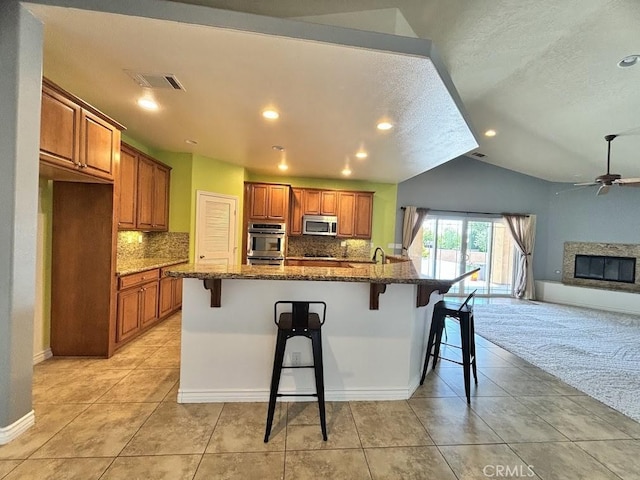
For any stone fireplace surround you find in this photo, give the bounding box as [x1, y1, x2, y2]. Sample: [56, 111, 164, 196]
[563, 242, 640, 293]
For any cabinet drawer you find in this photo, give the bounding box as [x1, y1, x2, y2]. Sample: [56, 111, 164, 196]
[119, 268, 160, 290]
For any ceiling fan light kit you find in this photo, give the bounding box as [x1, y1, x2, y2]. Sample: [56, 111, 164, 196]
[572, 134, 640, 195]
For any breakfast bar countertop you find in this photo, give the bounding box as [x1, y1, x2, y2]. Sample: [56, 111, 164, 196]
[285, 256, 375, 263]
[165, 258, 467, 286]
[117, 257, 189, 276]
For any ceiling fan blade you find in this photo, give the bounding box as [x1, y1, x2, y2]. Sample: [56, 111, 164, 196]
[596, 185, 610, 195]
[573, 181, 598, 186]
[556, 184, 594, 195]
[614, 178, 640, 186]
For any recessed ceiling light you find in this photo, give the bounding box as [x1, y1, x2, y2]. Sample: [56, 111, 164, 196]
[272, 145, 284, 151]
[137, 97, 159, 111]
[355, 151, 368, 159]
[262, 109, 279, 120]
[185, 139, 198, 145]
[376, 121, 393, 131]
[617, 55, 640, 68]
[278, 163, 288, 171]
[484, 129, 497, 137]
[341, 166, 352, 176]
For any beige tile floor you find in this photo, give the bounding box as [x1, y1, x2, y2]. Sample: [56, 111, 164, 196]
[2, 311, 640, 479]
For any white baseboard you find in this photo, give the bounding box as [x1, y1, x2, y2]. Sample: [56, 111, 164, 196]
[33, 348, 52, 365]
[536, 280, 640, 315]
[178, 386, 415, 403]
[0, 410, 35, 445]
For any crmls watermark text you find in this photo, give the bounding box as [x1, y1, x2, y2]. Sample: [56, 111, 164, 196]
[483, 464, 536, 477]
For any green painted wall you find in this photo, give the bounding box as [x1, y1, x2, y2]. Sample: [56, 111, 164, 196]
[121, 133, 152, 155]
[246, 173, 398, 253]
[146, 148, 246, 263]
[191, 154, 245, 263]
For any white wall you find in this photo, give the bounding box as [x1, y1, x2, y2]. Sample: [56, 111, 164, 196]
[179, 278, 438, 402]
[0, 0, 42, 442]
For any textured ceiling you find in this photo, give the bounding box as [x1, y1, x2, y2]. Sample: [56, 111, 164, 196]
[27, 0, 640, 183]
[169, 0, 640, 183]
[27, 2, 476, 183]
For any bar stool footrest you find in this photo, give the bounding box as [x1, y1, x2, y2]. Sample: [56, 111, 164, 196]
[276, 393, 319, 398]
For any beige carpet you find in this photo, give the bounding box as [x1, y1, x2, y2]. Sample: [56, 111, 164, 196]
[474, 301, 640, 422]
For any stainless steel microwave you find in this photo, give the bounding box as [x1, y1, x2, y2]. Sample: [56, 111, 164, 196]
[302, 215, 338, 236]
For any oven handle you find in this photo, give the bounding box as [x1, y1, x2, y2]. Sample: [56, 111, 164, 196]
[248, 230, 286, 235]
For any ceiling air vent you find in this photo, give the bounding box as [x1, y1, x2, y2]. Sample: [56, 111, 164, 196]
[472, 152, 487, 158]
[125, 70, 186, 91]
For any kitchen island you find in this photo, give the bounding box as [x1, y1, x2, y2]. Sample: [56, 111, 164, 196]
[166, 260, 476, 403]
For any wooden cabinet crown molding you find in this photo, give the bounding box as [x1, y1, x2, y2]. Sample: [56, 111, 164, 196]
[42, 78, 125, 131]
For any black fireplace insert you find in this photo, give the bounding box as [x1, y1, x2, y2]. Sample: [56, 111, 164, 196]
[574, 254, 636, 284]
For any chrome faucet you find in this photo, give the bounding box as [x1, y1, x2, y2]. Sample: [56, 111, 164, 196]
[372, 247, 386, 264]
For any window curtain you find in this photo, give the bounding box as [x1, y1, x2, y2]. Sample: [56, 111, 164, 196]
[503, 214, 536, 299]
[401, 207, 429, 257]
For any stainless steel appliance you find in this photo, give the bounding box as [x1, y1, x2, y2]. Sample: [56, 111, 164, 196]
[246, 222, 286, 265]
[302, 215, 338, 236]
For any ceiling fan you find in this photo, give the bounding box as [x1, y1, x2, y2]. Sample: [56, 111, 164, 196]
[574, 134, 640, 195]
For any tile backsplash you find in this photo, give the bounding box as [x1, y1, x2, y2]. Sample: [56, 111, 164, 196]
[117, 231, 189, 262]
[287, 236, 371, 259]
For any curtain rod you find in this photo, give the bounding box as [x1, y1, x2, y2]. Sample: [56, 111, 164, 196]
[400, 207, 529, 217]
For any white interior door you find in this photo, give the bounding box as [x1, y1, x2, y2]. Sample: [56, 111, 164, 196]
[195, 191, 237, 265]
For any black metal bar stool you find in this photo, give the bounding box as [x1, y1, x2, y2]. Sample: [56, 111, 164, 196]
[264, 301, 327, 442]
[420, 290, 478, 404]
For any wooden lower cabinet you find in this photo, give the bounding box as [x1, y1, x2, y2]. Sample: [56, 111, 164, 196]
[159, 267, 184, 318]
[116, 280, 158, 343]
[140, 281, 159, 328]
[116, 287, 143, 343]
[116, 265, 184, 348]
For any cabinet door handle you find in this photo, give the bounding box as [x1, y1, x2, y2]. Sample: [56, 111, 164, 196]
[199, 255, 205, 259]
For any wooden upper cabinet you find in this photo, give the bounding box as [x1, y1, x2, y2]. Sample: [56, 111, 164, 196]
[152, 163, 170, 230]
[118, 146, 138, 229]
[121, 143, 170, 232]
[40, 85, 80, 168]
[303, 190, 321, 215]
[136, 156, 155, 230]
[336, 191, 374, 239]
[39, 78, 123, 182]
[80, 110, 118, 181]
[354, 192, 374, 238]
[337, 192, 356, 237]
[249, 184, 269, 219]
[289, 188, 303, 236]
[247, 183, 290, 221]
[320, 191, 337, 215]
[268, 185, 289, 220]
[301, 189, 337, 216]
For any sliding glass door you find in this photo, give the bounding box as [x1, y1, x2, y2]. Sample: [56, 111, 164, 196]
[414, 215, 514, 296]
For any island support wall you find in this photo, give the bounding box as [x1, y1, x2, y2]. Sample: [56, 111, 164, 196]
[178, 278, 441, 402]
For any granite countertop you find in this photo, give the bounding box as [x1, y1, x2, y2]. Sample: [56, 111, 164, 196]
[165, 260, 464, 286]
[117, 257, 189, 276]
[286, 256, 374, 263]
